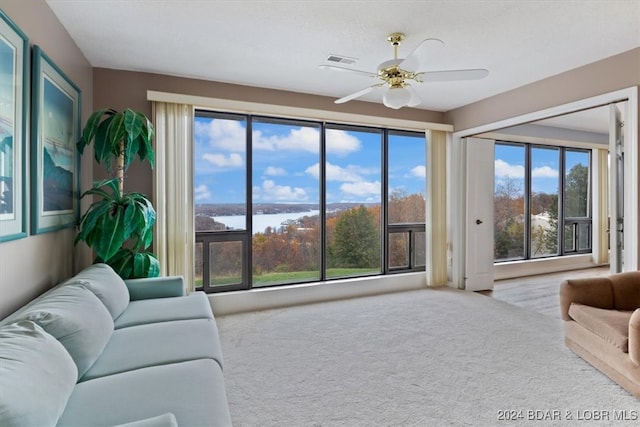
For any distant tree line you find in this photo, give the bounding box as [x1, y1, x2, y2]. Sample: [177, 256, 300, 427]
[197, 191, 426, 280]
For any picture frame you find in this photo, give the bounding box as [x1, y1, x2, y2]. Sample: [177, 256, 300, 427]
[0, 11, 28, 242]
[30, 45, 81, 234]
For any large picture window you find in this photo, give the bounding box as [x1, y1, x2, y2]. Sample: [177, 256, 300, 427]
[325, 126, 382, 279]
[194, 111, 426, 292]
[494, 141, 591, 262]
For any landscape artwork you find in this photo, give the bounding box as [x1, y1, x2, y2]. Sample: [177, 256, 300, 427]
[31, 45, 80, 234]
[0, 33, 15, 217]
[0, 11, 27, 242]
[41, 76, 74, 212]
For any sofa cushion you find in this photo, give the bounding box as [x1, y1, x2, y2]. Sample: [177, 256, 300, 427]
[58, 359, 232, 427]
[81, 318, 224, 381]
[112, 413, 178, 427]
[64, 263, 130, 319]
[12, 284, 114, 377]
[568, 303, 632, 352]
[0, 321, 78, 427]
[114, 292, 213, 329]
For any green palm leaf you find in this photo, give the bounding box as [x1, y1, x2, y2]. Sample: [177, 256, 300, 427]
[76, 109, 158, 279]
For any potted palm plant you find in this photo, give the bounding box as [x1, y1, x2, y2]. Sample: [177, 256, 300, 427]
[75, 108, 159, 278]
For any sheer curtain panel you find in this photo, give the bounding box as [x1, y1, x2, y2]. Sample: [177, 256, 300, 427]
[152, 102, 195, 291]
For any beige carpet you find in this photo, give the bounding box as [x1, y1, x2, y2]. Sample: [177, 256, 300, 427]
[216, 288, 638, 426]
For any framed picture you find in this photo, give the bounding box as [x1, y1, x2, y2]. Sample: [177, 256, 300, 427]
[30, 45, 81, 234]
[0, 11, 28, 242]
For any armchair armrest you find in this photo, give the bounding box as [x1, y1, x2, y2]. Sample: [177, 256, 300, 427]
[559, 277, 614, 321]
[124, 276, 185, 301]
[630, 309, 640, 366]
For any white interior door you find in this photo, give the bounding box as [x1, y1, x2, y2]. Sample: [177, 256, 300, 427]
[465, 137, 495, 291]
[609, 104, 624, 273]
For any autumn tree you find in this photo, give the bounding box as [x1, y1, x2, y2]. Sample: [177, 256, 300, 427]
[494, 177, 525, 259]
[329, 205, 380, 268]
[389, 189, 425, 224]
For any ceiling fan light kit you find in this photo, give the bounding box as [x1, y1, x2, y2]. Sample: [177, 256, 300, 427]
[323, 32, 489, 109]
[383, 86, 411, 109]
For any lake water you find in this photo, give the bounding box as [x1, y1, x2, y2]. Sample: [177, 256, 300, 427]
[215, 210, 320, 234]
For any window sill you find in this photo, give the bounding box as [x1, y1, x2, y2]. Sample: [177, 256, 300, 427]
[208, 272, 427, 316]
[493, 254, 602, 281]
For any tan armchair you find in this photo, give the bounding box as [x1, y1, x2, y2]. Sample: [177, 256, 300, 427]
[560, 271, 640, 398]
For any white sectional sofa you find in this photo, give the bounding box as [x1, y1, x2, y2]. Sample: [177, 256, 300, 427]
[0, 263, 232, 427]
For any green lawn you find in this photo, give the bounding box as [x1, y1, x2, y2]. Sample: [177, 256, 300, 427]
[196, 267, 379, 287]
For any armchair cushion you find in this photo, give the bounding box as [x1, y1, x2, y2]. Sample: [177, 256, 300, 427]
[559, 276, 614, 320]
[568, 303, 632, 352]
[0, 321, 77, 427]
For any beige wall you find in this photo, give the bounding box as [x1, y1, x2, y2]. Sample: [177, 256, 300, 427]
[445, 48, 640, 132]
[0, 1, 93, 318]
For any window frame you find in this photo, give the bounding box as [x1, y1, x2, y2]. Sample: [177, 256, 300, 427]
[194, 109, 427, 293]
[494, 141, 592, 263]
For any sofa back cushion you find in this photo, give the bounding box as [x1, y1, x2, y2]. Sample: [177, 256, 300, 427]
[63, 263, 130, 319]
[11, 284, 114, 377]
[0, 321, 77, 427]
[609, 271, 640, 311]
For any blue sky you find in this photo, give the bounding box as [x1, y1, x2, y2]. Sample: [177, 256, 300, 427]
[194, 116, 426, 205]
[494, 144, 589, 195]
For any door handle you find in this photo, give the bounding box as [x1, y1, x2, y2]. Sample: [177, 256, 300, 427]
[475, 219, 483, 225]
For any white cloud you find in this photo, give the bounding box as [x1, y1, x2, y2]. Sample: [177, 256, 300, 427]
[194, 184, 211, 202]
[495, 159, 558, 179]
[257, 179, 308, 201]
[495, 159, 525, 178]
[305, 162, 361, 182]
[325, 129, 362, 155]
[532, 165, 558, 178]
[195, 118, 246, 152]
[410, 165, 426, 178]
[264, 166, 287, 176]
[340, 180, 381, 196]
[253, 127, 319, 153]
[203, 153, 243, 167]
[252, 127, 361, 155]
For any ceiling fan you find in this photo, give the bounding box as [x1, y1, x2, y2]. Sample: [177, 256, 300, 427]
[320, 32, 489, 109]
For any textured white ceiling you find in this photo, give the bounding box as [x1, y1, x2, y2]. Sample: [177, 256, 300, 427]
[46, 0, 640, 112]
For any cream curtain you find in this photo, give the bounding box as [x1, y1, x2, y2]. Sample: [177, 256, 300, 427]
[152, 102, 195, 291]
[593, 148, 609, 265]
[426, 129, 448, 286]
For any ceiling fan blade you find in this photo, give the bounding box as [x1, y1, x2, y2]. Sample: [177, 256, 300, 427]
[398, 38, 444, 71]
[406, 85, 422, 107]
[319, 64, 379, 79]
[334, 84, 382, 104]
[417, 68, 489, 82]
